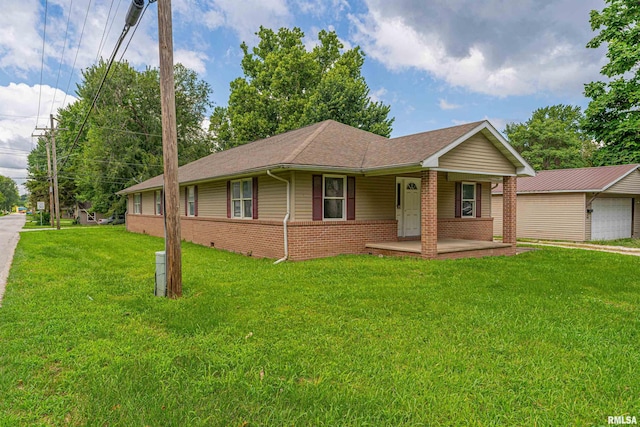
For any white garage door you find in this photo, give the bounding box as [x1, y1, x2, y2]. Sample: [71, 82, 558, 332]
[591, 198, 633, 240]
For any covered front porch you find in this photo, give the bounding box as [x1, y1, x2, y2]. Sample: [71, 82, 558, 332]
[365, 238, 514, 260]
[389, 169, 518, 259]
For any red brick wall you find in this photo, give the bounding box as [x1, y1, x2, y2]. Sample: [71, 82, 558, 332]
[438, 218, 494, 241]
[181, 217, 285, 258]
[127, 214, 164, 237]
[421, 170, 438, 259]
[502, 176, 517, 245]
[126, 214, 397, 260]
[288, 220, 397, 260]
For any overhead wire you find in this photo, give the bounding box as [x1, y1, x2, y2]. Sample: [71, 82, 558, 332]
[95, 0, 117, 62]
[62, 0, 92, 108]
[60, 0, 147, 170]
[118, 0, 155, 62]
[50, 0, 75, 117]
[35, 0, 49, 130]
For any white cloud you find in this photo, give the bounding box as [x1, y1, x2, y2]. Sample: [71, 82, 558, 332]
[370, 87, 387, 103]
[349, 0, 607, 98]
[0, 0, 45, 73]
[200, 0, 291, 42]
[0, 83, 76, 193]
[439, 99, 461, 110]
[174, 50, 209, 74]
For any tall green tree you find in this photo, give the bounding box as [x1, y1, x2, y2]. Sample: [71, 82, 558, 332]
[26, 61, 214, 214]
[0, 175, 19, 211]
[584, 0, 640, 165]
[210, 27, 394, 149]
[505, 105, 596, 171]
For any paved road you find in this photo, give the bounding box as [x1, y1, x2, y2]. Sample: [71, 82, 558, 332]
[0, 213, 26, 306]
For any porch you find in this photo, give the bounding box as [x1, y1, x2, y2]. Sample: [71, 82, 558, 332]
[365, 238, 515, 260]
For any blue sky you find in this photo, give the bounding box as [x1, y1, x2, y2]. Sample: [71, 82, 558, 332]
[0, 0, 607, 193]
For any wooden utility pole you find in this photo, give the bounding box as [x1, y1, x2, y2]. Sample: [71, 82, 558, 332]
[50, 114, 61, 230]
[35, 116, 64, 228]
[44, 138, 54, 227]
[157, 0, 182, 297]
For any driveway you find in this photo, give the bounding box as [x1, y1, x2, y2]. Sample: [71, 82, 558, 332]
[0, 213, 26, 306]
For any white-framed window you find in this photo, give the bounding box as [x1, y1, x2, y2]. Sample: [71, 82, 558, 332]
[231, 179, 252, 219]
[187, 186, 196, 217]
[461, 182, 476, 217]
[133, 193, 142, 214]
[155, 190, 162, 215]
[323, 175, 346, 220]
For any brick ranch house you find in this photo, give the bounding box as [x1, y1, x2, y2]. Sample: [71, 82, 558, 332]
[118, 119, 535, 261]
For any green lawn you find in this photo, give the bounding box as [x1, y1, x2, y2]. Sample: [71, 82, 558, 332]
[22, 214, 78, 229]
[1, 228, 638, 426]
[588, 238, 640, 248]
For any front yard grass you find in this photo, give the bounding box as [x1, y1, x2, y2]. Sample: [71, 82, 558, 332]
[1, 228, 638, 426]
[588, 237, 640, 248]
[22, 214, 78, 229]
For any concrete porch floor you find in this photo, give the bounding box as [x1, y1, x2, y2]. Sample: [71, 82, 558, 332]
[365, 238, 511, 254]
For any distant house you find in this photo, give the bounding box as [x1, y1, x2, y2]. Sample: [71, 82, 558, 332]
[74, 202, 106, 225]
[492, 164, 640, 241]
[118, 120, 534, 260]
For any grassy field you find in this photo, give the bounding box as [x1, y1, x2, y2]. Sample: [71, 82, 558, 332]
[1, 228, 638, 426]
[22, 214, 78, 229]
[588, 238, 640, 248]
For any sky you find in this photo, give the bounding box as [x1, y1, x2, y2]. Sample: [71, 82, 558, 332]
[0, 0, 607, 194]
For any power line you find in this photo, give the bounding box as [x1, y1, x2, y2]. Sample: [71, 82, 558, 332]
[96, 0, 117, 62]
[118, 0, 155, 62]
[62, 0, 92, 108]
[60, 0, 147, 170]
[50, 0, 75, 117]
[36, 0, 49, 129]
[102, 0, 124, 58]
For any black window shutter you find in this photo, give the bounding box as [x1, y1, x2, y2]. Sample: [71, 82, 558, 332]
[252, 177, 259, 219]
[185, 188, 188, 216]
[347, 176, 356, 220]
[455, 182, 461, 218]
[476, 183, 482, 218]
[312, 175, 322, 221]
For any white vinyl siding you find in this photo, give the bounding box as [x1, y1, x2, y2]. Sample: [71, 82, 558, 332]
[605, 170, 640, 194]
[259, 175, 288, 220]
[439, 133, 516, 175]
[196, 182, 227, 218]
[141, 192, 154, 215]
[492, 193, 586, 241]
[294, 172, 313, 221]
[355, 176, 395, 220]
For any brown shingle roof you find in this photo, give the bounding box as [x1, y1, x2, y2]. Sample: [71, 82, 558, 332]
[492, 164, 640, 194]
[363, 121, 484, 168]
[120, 119, 530, 194]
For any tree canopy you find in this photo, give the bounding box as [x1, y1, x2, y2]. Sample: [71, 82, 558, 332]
[504, 105, 597, 171]
[26, 61, 214, 214]
[0, 175, 19, 212]
[210, 27, 394, 149]
[584, 0, 640, 165]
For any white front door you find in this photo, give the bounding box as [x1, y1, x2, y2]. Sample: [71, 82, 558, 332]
[397, 178, 421, 237]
